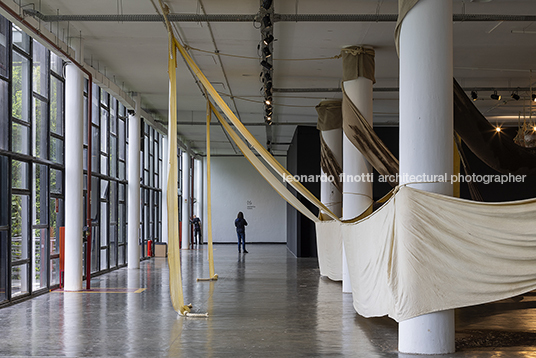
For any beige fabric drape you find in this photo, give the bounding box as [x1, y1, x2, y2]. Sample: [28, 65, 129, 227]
[316, 185, 536, 322]
[342, 83, 399, 186]
[341, 46, 376, 83]
[319, 134, 343, 194]
[395, 0, 420, 55]
[316, 100, 342, 131]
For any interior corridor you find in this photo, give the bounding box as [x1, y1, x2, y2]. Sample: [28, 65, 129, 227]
[0, 244, 535, 357]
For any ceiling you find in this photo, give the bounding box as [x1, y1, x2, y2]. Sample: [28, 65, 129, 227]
[12, 0, 536, 155]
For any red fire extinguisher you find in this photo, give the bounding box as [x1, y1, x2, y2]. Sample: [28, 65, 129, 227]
[148, 240, 153, 257]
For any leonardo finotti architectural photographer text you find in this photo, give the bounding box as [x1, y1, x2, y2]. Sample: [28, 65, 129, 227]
[283, 173, 527, 185]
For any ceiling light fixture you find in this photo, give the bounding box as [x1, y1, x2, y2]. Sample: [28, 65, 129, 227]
[471, 91, 478, 101]
[490, 91, 501, 100]
[262, 15, 272, 28]
[511, 92, 520, 101]
[495, 126, 502, 132]
[260, 60, 272, 70]
[265, 97, 272, 105]
[262, 47, 272, 58]
[262, 0, 273, 10]
[532, 94, 536, 102]
[263, 34, 274, 45]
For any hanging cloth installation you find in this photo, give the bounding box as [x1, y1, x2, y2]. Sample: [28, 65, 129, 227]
[161, 0, 207, 317]
[197, 97, 218, 282]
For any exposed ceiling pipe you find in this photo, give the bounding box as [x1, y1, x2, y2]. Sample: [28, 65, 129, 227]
[274, 86, 534, 93]
[23, 9, 536, 23]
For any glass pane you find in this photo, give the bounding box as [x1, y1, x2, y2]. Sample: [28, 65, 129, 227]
[12, 25, 30, 53]
[0, 17, 8, 78]
[33, 164, 48, 225]
[91, 125, 99, 173]
[50, 137, 64, 164]
[32, 228, 46, 290]
[91, 176, 99, 221]
[101, 179, 108, 199]
[110, 181, 117, 222]
[32, 40, 49, 99]
[101, 202, 108, 246]
[91, 83, 99, 125]
[101, 108, 108, 154]
[110, 135, 117, 178]
[118, 204, 125, 244]
[101, 154, 108, 175]
[11, 194, 29, 262]
[33, 97, 48, 159]
[50, 76, 63, 135]
[0, 156, 7, 226]
[118, 244, 124, 265]
[50, 258, 60, 286]
[83, 147, 88, 171]
[119, 161, 125, 181]
[110, 227, 117, 268]
[50, 168, 62, 194]
[0, 80, 8, 151]
[12, 51, 30, 122]
[91, 226, 98, 273]
[118, 118, 125, 160]
[110, 99, 117, 135]
[101, 88, 109, 106]
[11, 264, 29, 297]
[12, 160, 29, 190]
[12, 122, 29, 155]
[50, 198, 62, 255]
[83, 96, 88, 145]
[0, 231, 7, 302]
[50, 52, 62, 75]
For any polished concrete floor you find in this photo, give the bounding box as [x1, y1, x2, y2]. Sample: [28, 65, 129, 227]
[1, 244, 536, 357]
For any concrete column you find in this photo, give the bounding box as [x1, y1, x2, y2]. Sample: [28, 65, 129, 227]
[181, 148, 190, 249]
[398, 0, 454, 354]
[320, 128, 342, 218]
[194, 158, 203, 243]
[161, 135, 169, 244]
[341, 50, 374, 293]
[64, 38, 84, 291]
[127, 95, 141, 269]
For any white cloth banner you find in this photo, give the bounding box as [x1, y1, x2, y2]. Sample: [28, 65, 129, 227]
[317, 185, 536, 322]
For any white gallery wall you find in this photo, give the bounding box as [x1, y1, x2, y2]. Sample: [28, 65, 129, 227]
[203, 156, 287, 243]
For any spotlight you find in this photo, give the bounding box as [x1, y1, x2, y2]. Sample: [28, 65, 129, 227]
[262, 46, 272, 58]
[262, 73, 272, 83]
[262, 0, 273, 10]
[265, 81, 272, 90]
[260, 60, 272, 70]
[265, 97, 272, 105]
[471, 91, 478, 101]
[265, 88, 272, 97]
[495, 126, 502, 132]
[263, 34, 274, 45]
[265, 108, 273, 116]
[511, 92, 520, 101]
[262, 15, 272, 28]
[490, 91, 501, 100]
[532, 94, 536, 102]
[533, 125, 536, 131]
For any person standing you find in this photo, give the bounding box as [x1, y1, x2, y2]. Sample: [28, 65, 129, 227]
[190, 215, 201, 245]
[235, 212, 248, 253]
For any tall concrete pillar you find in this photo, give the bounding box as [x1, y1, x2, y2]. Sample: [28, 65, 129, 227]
[398, 0, 455, 354]
[194, 158, 203, 243]
[64, 38, 84, 291]
[127, 94, 141, 269]
[181, 148, 191, 249]
[161, 135, 169, 243]
[341, 46, 375, 293]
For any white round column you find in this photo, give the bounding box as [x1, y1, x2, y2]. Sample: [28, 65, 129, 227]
[398, 0, 454, 354]
[127, 94, 141, 269]
[320, 128, 342, 218]
[161, 135, 169, 244]
[181, 149, 191, 249]
[342, 70, 374, 293]
[64, 38, 84, 291]
[194, 158, 203, 243]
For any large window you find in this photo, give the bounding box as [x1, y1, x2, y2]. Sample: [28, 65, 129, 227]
[2, 20, 65, 305]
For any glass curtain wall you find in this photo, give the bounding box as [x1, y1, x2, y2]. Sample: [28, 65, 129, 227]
[2, 19, 65, 305]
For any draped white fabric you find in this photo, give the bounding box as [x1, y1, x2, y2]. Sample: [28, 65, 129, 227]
[317, 185, 536, 322]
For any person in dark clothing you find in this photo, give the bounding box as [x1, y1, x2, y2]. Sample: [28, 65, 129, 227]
[235, 212, 248, 253]
[190, 215, 201, 245]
